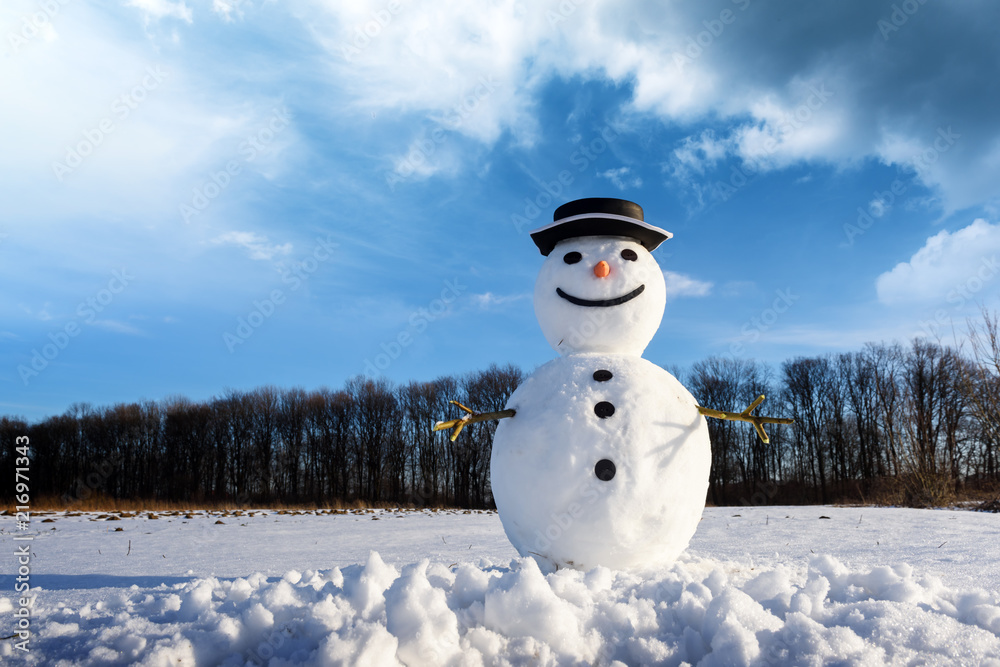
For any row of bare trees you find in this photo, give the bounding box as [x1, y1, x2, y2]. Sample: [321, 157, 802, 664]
[1, 364, 522, 508]
[2, 316, 998, 508]
[683, 325, 1000, 506]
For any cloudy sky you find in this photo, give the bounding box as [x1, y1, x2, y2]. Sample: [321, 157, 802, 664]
[3, 0, 999, 421]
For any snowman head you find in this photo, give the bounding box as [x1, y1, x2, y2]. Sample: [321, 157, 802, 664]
[530, 198, 671, 356]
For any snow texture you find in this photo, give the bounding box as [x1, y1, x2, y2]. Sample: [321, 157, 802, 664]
[493, 353, 711, 571]
[533, 236, 666, 356]
[2, 507, 999, 665]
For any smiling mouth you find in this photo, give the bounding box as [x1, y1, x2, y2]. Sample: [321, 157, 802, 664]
[556, 284, 646, 307]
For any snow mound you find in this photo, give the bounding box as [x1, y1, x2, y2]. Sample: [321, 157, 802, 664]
[5, 552, 999, 665]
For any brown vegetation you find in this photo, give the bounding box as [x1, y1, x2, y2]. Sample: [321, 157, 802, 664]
[21, 494, 444, 513]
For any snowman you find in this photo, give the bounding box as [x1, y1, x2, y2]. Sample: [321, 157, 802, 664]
[435, 198, 790, 571]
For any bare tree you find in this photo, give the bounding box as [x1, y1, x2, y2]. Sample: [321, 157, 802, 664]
[455, 364, 523, 507]
[277, 388, 308, 501]
[689, 357, 778, 504]
[783, 356, 835, 503]
[345, 376, 396, 502]
[963, 308, 1000, 490]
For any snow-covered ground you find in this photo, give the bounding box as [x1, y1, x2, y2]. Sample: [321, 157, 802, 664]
[2, 506, 999, 665]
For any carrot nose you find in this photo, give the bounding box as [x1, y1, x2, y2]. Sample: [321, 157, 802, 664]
[594, 261, 610, 278]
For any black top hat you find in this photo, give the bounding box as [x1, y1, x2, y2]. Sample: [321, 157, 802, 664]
[529, 197, 672, 256]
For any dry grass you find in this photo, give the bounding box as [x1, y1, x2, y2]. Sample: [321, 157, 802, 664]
[9, 494, 467, 514]
[856, 475, 1000, 509]
[9, 482, 997, 515]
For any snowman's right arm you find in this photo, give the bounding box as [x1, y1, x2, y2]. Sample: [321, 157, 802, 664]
[432, 400, 516, 441]
[697, 394, 793, 444]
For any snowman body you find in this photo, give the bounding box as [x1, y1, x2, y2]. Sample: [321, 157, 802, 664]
[492, 353, 710, 571]
[489, 226, 712, 571]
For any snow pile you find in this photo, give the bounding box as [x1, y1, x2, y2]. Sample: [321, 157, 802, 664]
[5, 550, 999, 665]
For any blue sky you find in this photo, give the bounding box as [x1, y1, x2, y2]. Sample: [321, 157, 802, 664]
[3, 0, 1000, 422]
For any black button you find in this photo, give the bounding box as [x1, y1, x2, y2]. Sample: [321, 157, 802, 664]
[594, 401, 615, 418]
[593, 369, 613, 382]
[563, 251, 582, 264]
[621, 249, 638, 261]
[595, 459, 616, 481]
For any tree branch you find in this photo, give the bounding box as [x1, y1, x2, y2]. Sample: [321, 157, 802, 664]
[698, 394, 794, 444]
[432, 401, 516, 441]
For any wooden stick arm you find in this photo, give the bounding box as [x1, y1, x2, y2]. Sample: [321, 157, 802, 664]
[432, 400, 516, 441]
[698, 394, 793, 444]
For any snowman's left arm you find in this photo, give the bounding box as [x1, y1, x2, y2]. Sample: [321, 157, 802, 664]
[697, 394, 793, 444]
[432, 400, 516, 441]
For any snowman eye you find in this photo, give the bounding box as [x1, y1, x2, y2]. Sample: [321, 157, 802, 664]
[563, 251, 582, 265]
[620, 249, 638, 261]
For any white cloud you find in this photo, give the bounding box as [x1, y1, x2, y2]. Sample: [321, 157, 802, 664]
[90, 319, 144, 335]
[664, 130, 733, 210]
[126, 0, 193, 23]
[470, 292, 531, 309]
[598, 166, 642, 190]
[735, 324, 893, 352]
[212, 0, 244, 22]
[211, 231, 293, 261]
[305, 1, 998, 213]
[0, 4, 298, 230]
[387, 131, 463, 182]
[719, 280, 756, 298]
[731, 81, 846, 168]
[665, 80, 844, 201]
[663, 270, 712, 301]
[309, 0, 539, 147]
[19, 303, 53, 321]
[868, 197, 889, 218]
[669, 130, 730, 177]
[876, 219, 1000, 305]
